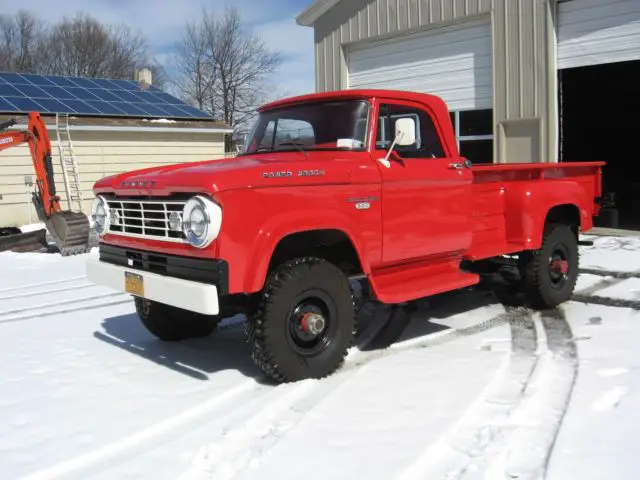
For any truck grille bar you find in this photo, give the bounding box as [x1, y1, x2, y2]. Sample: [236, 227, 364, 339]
[105, 198, 187, 243]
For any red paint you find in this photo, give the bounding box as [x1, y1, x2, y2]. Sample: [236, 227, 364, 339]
[93, 90, 604, 304]
[551, 259, 569, 275]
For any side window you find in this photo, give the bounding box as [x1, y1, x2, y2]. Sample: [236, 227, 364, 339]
[376, 104, 445, 158]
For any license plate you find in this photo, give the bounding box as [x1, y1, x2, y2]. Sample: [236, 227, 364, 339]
[124, 271, 144, 297]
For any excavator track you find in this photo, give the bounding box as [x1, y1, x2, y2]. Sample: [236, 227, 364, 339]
[44, 211, 91, 256]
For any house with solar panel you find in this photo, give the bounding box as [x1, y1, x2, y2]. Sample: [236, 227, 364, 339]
[0, 68, 232, 228]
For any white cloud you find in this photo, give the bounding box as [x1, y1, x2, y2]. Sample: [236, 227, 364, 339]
[1, 0, 315, 98]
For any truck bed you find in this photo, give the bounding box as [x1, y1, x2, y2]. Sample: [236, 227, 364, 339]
[464, 161, 604, 261]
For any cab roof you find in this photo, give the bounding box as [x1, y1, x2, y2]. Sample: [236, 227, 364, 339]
[258, 89, 449, 113]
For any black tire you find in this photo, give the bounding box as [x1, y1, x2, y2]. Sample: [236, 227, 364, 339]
[134, 297, 221, 341]
[521, 223, 579, 309]
[492, 281, 526, 307]
[490, 265, 526, 307]
[247, 257, 356, 383]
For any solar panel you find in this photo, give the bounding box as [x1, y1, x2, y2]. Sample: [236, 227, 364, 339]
[0, 71, 214, 120]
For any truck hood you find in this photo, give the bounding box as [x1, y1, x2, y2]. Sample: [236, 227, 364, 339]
[93, 153, 361, 197]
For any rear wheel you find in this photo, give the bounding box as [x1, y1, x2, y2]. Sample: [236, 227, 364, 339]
[247, 258, 356, 383]
[520, 223, 579, 309]
[134, 298, 221, 341]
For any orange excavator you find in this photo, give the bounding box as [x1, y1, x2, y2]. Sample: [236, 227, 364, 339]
[0, 112, 90, 255]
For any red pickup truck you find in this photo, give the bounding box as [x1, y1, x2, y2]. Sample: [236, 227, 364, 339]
[86, 89, 604, 382]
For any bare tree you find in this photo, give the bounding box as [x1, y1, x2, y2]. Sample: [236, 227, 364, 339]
[174, 7, 281, 147]
[0, 10, 43, 72]
[174, 19, 216, 113]
[39, 13, 148, 79]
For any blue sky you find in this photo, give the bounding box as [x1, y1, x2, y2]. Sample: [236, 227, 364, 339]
[1, 0, 316, 98]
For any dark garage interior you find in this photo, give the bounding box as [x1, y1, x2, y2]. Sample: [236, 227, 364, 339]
[559, 60, 640, 230]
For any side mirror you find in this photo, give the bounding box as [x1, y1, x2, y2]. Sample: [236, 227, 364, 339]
[394, 117, 416, 146]
[378, 117, 417, 168]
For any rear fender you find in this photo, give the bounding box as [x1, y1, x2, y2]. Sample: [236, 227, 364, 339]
[506, 181, 589, 250]
[242, 209, 370, 293]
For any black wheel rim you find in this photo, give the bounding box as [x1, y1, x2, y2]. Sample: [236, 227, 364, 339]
[548, 244, 570, 290]
[286, 289, 337, 357]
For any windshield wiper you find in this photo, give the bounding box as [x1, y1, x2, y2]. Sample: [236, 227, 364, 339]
[275, 141, 309, 157]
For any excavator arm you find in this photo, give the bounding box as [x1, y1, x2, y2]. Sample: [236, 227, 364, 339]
[0, 113, 61, 217]
[0, 113, 90, 255]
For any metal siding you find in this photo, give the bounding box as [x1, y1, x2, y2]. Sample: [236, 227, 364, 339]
[442, 0, 455, 21]
[398, 0, 410, 31]
[379, 0, 389, 36]
[557, 0, 640, 69]
[359, 4, 369, 39]
[368, 1, 379, 37]
[431, 0, 444, 23]
[388, 0, 399, 33]
[419, 0, 431, 25]
[314, 0, 493, 92]
[409, 0, 420, 28]
[506, 0, 520, 118]
[348, 18, 493, 110]
[491, 0, 549, 162]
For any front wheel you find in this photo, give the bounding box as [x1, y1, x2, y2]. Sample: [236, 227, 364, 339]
[135, 298, 221, 341]
[247, 258, 356, 383]
[520, 223, 579, 309]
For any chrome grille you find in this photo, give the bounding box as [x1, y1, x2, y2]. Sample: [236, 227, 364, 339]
[106, 198, 187, 243]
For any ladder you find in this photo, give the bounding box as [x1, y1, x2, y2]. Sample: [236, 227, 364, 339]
[55, 113, 84, 213]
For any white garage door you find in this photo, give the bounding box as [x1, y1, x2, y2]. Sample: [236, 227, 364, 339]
[557, 0, 640, 69]
[347, 18, 492, 111]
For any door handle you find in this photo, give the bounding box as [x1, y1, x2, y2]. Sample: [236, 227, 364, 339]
[448, 159, 472, 170]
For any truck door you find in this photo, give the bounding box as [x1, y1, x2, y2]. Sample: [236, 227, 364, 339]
[373, 100, 473, 264]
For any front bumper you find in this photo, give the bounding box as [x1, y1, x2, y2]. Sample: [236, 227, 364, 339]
[86, 258, 220, 315]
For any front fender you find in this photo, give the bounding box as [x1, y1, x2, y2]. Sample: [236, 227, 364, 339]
[242, 208, 370, 293]
[215, 187, 381, 295]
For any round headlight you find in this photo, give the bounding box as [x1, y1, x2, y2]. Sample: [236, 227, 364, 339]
[189, 208, 207, 237]
[91, 195, 110, 237]
[182, 195, 222, 248]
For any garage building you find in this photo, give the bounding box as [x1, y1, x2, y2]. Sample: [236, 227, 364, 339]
[0, 70, 232, 228]
[297, 0, 640, 229]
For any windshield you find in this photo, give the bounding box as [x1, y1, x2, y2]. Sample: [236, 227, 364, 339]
[240, 100, 370, 155]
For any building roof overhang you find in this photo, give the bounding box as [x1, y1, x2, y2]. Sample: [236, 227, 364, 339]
[296, 0, 343, 26]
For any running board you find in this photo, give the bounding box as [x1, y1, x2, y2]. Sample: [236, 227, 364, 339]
[369, 259, 480, 304]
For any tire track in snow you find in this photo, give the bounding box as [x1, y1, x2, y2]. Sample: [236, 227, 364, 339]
[572, 268, 640, 310]
[397, 307, 539, 479]
[486, 308, 578, 480]
[18, 380, 258, 480]
[20, 303, 514, 480]
[0, 292, 132, 324]
[176, 305, 516, 480]
[0, 282, 95, 301]
[177, 380, 319, 480]
[0, 275, 87, 294]
[397, 306, 579, 480]
[579, 268, 640, 279]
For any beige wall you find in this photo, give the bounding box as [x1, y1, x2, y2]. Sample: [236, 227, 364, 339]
[0, 130, 226, 227]
[311, 0, 556, 164]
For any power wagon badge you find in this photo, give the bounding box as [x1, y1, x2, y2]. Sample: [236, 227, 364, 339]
[262, 170, 325, 178]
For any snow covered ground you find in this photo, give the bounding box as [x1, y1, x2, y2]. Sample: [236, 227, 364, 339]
[1, 235, 639, 480]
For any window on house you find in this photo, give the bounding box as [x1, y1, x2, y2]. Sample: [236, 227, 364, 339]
[450, 109, 494, 164]
[376, 103, 445, 158]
